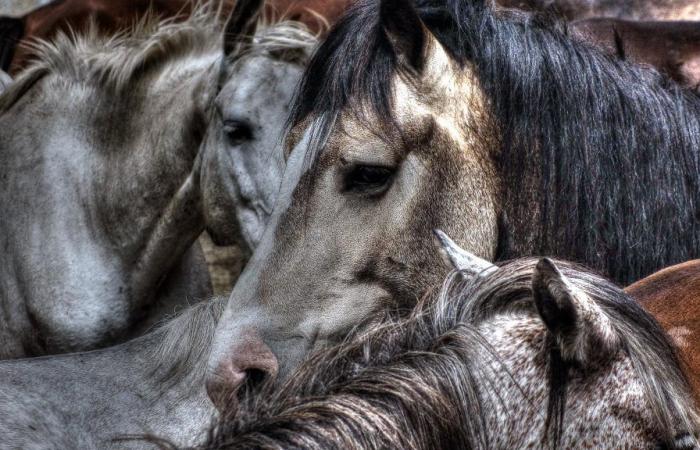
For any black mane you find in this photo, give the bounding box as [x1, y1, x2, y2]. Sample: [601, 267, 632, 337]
[289, 0, 700, 283]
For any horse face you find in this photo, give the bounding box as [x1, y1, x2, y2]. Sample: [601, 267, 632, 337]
[201, 53, 305, 250]
[207, 9, 501, 398]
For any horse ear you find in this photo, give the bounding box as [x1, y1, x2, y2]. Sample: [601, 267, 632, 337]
[433, 229, 496, 277]
[380, 0, 425, 71]
[223, 0, 264, 59]
[380, 0, 452, 81]
[532, 258, 620, 364]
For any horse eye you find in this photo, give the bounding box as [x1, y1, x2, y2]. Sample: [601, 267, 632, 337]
[342, 165, 396, 197]
[223, 120, 253, 146]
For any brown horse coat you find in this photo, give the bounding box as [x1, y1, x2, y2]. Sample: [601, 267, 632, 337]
[496, 0, 700, 21]
[572, 19, 700, 89]
[626, 260, 700, 404]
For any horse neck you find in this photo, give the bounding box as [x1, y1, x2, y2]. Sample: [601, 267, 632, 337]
[134, 298, 224, 433]
[0, 54, 219, 353]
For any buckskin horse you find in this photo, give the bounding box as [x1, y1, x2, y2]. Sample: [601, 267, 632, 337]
[205, 256, 698, 448]
[202, 0, 700, 404]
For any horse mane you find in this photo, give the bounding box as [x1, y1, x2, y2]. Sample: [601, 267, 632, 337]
[204, 259, 698, 449]
[146, 297, 226, 394]
[233, 17, 318, 66]
[0, 3, 317, 114]
[288, 0, 700, 284]
[0, 4, 221, 113]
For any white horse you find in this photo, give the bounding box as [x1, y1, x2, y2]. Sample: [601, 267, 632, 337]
[0, 3, 309, 358]
[0, 3, 316, 448]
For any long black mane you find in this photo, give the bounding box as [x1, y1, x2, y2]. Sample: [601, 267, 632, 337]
[289, 0, 700, 283]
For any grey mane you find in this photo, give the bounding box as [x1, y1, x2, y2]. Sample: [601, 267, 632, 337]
[232, 19, 317, 66]
[145, 297, 226, 395]
[0, 6, 222, 113]
[0, 4, 317, 115]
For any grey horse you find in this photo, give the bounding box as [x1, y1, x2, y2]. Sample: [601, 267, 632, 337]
[0, 5, 315, 449]
[0, 4, 308, 358]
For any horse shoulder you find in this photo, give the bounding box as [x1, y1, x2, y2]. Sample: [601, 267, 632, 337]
[572, 18, 700, 89]
[625, 259, 700, 402]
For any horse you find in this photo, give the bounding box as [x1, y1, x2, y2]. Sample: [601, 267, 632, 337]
[496, 0, 700, 21]
[203, 0, 700, 403]
[0, 12, 316, 450]
[440, 227, 700, 404]
[204, 255, 699, 448]
[626, 259, 700, 404]
[0, 297, 225, 449]
[0, 2, 314, 358]
[572, 18, 700, 89]
[0, 0, 350, 74]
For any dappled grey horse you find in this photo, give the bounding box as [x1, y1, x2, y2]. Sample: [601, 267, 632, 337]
[208, 251, 699, 448]
[0, 5, 316, 448]
[0, 5, 309, 358]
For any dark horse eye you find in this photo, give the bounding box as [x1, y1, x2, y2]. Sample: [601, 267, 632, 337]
[223, 120, 253, 146]
[342, 165, 396, 196]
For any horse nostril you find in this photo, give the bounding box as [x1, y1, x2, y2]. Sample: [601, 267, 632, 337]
[244, 368, 268, 388]
[206, 328, 279, 412]
[235, 368, 273, 405]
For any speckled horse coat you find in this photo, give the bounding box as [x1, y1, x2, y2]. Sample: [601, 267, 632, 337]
[205, 257, 699, 449]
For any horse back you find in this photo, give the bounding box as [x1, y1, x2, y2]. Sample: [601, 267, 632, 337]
[573, 18, 700, 89]
[626, 259, 700, 403]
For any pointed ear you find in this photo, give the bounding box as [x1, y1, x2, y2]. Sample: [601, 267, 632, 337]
[433, 229, 496, 277]
[223, 0, 264, 59]
[380, 0, 453, 81]
[532, 259, 620, 364]
[380, 0, 425, 71]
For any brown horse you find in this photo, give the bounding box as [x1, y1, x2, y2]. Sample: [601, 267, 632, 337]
[572, 19, 700, 89]
[497, 0, 700, 21]
[626, 260, 700, 404]
[0, 0, 353, 74]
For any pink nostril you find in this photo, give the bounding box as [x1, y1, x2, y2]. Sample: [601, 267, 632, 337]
[206, 328, 279, 412]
